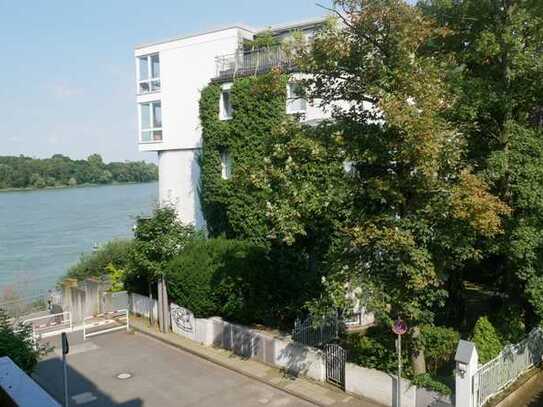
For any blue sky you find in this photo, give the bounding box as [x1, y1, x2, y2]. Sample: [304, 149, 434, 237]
[0, 0, 333, 163]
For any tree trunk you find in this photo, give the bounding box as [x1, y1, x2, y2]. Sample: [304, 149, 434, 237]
[411, 326, 426, 375]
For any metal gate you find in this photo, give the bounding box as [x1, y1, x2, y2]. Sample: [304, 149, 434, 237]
[324, 344, 346, 390]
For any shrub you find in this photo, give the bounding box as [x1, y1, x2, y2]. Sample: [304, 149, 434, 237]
[344, 327, 411, 375]
[0, 310, 50, 373]
[472, 316, 503, 363]
[491, 305, 525, 344]
[421, 325, 460, 374]
[166, 238, 269, 323]
[412, 373, 452, 396]
[65, 239, 133, 281]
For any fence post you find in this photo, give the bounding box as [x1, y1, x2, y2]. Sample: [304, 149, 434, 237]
[455, 340, 479, 407]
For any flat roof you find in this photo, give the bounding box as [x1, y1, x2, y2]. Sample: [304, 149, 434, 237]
[135, 16, 327, 50]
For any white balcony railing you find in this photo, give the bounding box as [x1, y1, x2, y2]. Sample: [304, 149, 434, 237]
[215, 46, 295, 80]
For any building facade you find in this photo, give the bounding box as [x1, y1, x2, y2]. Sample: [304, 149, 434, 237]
[134, 18, 329, 228]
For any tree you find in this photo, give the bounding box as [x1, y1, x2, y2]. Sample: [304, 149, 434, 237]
[255, 0, 509, 373]
[127, 206, 202, 291]
[419, 0, 543, 324]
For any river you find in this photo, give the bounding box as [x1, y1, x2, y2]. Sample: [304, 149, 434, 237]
[0, 182, 158, 296]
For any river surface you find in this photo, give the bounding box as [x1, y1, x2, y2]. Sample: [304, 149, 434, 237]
[0, 183, 157, 295]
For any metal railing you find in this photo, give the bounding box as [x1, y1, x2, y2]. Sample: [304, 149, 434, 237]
[292, 313, 339, 347]
[83, 309, 129, 340]
[474, 327, 543, 406]
[22, 311, 72, 341]
[215, 46, 295, 80]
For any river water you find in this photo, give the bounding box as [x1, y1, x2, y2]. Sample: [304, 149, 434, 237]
[0, 183, 157, 295]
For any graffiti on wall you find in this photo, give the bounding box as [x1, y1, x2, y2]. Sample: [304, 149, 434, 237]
[170, 304, 195, 338]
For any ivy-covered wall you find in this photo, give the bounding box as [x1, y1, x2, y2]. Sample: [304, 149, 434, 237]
[199, 71, 289, 241]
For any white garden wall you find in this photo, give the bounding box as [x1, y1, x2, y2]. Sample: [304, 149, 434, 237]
[163, 302, 448, 406]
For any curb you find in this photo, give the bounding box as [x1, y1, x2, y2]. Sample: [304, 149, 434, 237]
[131, 323, 326, 407]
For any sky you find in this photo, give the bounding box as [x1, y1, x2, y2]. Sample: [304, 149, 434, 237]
[0, 0, 333, 163]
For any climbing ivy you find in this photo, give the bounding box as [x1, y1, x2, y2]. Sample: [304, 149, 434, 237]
[199, 70, 289, 242]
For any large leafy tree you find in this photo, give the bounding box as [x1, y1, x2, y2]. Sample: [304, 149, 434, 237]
[255, 0, 509, 372]
[419, 0, 543, 323]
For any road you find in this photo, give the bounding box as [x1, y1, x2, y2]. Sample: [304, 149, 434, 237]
[34, 331, 316, 407]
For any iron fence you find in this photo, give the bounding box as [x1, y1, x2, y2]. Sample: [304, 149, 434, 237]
[474, 327, 543, 406]
[215, 46, 295, 80]
[292, 313, 339, 347]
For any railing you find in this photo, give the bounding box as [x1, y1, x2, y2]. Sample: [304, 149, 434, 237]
[474, 327, 543, 406]
[292, 313, 339, 347]
[215, 46, 295, 80]
[22, 311, 72, 341]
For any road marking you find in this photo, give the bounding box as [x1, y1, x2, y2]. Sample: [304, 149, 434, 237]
[72, 392, 97, 404]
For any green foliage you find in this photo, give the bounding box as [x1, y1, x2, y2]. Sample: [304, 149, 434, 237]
[472, 316, 503, 364]
[344, 327, 411, 375]
[200, 71, 289, 241]
[0, 310, 50, 373]
[412, 373, 452, 396]
[65, 239, 134, 281]
[128, 207, 202, 289]
[490, 305, 526, 345]
[421, 325, 460, 374]
[243, 30, 280, 50]
[166, 238, 264, 321]
[420, 0, 543, 325]
[0, 154, 157, 190]
[106, 264, 126, 293]
[264, 0, 510, 332]
[166, 237, 318, 327]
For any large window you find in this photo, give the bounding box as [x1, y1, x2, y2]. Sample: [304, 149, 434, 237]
[137, 54, 160, 94]
[139, 101, 162, 142]
[286, 82, 307, 114]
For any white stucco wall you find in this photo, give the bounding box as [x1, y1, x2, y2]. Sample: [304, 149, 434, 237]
[158, 149, 205, 228]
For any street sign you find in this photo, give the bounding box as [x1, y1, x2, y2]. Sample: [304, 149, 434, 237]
[392, 318, 407, 336]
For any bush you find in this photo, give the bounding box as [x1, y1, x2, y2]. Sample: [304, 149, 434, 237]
[0, 310, 50, 373]
[65, 239, 133, 281]
[472, 316, 503, 363]
[166, 238, 269, 323]
[412, 373, 452, 396]
[421, 325, 460, 374]
[491, 305, 525, 344]
[344, 327, 411, 375]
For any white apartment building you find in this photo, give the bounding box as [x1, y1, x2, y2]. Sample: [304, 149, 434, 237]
[134, 17, 330, 228]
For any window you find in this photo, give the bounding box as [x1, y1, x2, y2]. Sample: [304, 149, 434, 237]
[287, 82, 307, 114]
[137, 54, 160, 94]
[139, 101, 162, 142]
[220, 150, 232, 180]
[219, 85, 233, 120]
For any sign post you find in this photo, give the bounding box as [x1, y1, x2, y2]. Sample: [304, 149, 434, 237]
[392, 318, 407, 407]
[61, 332, 70, 407]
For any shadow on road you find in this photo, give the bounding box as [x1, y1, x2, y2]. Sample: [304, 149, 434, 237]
[34, 356, 142, 407]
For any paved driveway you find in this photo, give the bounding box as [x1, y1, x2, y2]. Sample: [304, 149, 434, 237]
[35, 331, 315, 407]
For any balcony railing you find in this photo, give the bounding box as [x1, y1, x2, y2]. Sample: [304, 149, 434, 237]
[215, 46, 295, 81]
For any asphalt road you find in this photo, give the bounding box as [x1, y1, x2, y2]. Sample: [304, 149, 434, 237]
[34, 331, 315, 407]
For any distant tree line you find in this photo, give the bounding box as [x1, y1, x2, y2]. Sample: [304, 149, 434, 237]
[0, 154, 158, 190]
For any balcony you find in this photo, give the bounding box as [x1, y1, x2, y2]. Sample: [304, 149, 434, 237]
[215, 46, 295, 81]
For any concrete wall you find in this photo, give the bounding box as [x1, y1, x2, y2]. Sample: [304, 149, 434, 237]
[345, 363, 416, 407]
[130, 293, 158, 322]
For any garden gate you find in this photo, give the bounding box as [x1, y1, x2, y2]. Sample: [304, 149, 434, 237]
[324, 343, 346, 390]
